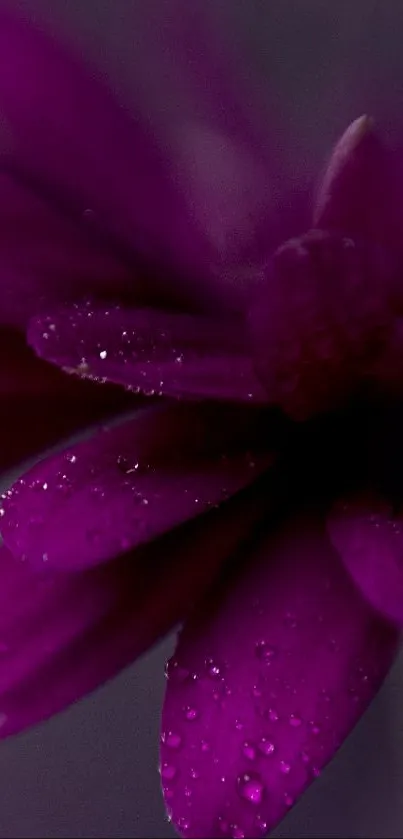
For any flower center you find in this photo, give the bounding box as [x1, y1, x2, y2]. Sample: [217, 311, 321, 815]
[249, 228, 401, 420]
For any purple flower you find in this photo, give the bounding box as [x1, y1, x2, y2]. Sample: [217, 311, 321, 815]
[0, 8, 401, 839]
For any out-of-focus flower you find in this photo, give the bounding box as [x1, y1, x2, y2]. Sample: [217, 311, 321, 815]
[0, 7, 402, 839]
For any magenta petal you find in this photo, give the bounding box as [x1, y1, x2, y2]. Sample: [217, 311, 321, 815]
[0, 12, 220, 310]
[29, 304, 267, 405]
[0, 172, 131, 328]
[327, 493, 403, 626]
[0, 493, 262, 738]
[0, 404, 273, 570]
[314, 116, 403, 255]
[160, 513, 397, 838]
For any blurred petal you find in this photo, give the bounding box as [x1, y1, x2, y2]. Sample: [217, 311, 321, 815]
[0, 11, 224, 311]
[0, 172, 132, 328]
[161, 513, 397, 838]
[126, 0, 297, 307]
[0, 403, 273, 570]
[29, 304, 267, 405]
[0, 491, 263, 738]
[328, 492, 403, 626]
[314, 116, 403, 255]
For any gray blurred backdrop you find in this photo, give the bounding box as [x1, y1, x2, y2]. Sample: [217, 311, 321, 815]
[2, 1, 403, 836]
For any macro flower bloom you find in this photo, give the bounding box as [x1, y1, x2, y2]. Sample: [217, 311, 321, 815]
[0, 7, 402, 839]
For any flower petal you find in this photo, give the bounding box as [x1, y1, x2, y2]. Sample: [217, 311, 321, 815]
[0, 492, 262, 738]
[0, 11, 222, 311]
[29, 304, 267, 405]
[0, 172, 132, 328]
[327, 492, 403, 626]
[314, 115, 403, 255]
[160, 512, 397, 838]
[0, 403, 273, 570]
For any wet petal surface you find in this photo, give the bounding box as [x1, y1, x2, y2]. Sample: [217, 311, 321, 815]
[0, 492, 261, 738]
[161, 513, 397, 838]
[29, 304, 267, 404]
[0, 403, 273, 570]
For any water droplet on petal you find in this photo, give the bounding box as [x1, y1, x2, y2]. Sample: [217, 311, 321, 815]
[218, 816, 229, 834]
[189, 767, 199, 780]
[178, 816, 191, 833]
[258, 738, 275, 757]
[268, 708, 279, 722]
[289, 714, 302, 727]
[300, 750, 310, 764]
[279, 761, 291, 775]
[165, 658, 190, 683]
[284, 793, 294, 807]
[161, 731, 182, 749]
[242, 741, 257, 761]
[205, 657, 224, 679]
[252, 684, 262, 698]
[184, 706, 199, 722]
[309, 721, 321, 735]
[231, 826, 245, 839]
[235, 719, 245, 731]
[160, 763, 177, 781]
[201, 740, 210, 752]
[254, 815, 268, 835]
[237, 772, 265, 805]
[311, 765, 321, 777]
[255, 641, 277, 663]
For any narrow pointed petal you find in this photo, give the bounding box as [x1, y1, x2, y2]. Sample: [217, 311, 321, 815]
[314, 116, 403, 254]
[328, 493, 403, 626]
[0, 492, 262, 738]
[0, 404, 273, 570]
[29, 304, 267, 405]
[0, 172, 132, 328]
[161, 513, 397, 838]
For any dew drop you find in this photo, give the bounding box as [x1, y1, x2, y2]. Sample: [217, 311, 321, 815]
[242, 741, 257, 761]
[268, 708, 279, 722]
[184, 786, 192, 798]
[205, 657, 223, 679]
[255, 641, 277, 663]
[284, 793, 294, 807]
[189, 767, 199, 780]
[237, 771, 265, 805]
[160, 763, 177, 781]
[254, 815, 268, 834]
[165, 658, 190, 683]
[289, 714, 302, 727]
[300, 750, 310, 764]
[252, 684, 262, 698]
[184, 706, 199, 722]
[177, 816, 191, 833]
[99, 350, 108, 360]
[309, 721, 321, 735]
[218, 817, 229, 834]
[161, 731, 182, 749]
[65, 453, 77, 464]
[201, 740, 210, 752]
[279, 761, 291, 775]
[235, 719, 245, 731]
[258, 738, 275, 757]
[231, 826, 245, 839]
[311, 765, 321, 777]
